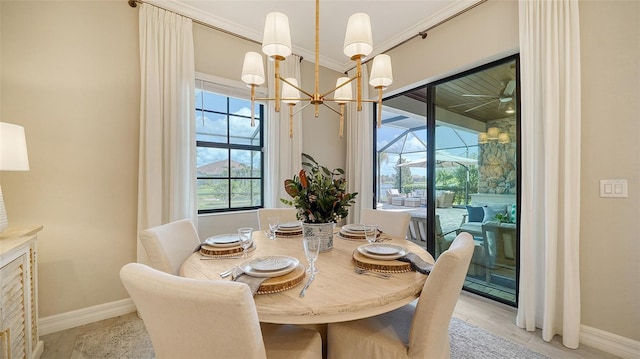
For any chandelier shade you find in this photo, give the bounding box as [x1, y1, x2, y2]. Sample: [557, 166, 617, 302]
[334, 77, 353, 103]
[343, 13, 373, 58]
[498, 132, 510, 144]
[487, 127, 500, 139]
[262, 12, 292, 58]
[281, 78, 301, 104]
[369, 54, 393, 88]
[241, 52, 265, 85]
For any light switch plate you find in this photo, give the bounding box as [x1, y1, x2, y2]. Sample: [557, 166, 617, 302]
[600, 179, 628, 198]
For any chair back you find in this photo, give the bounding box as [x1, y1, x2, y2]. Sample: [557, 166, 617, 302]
[360, 208, 411, 238]
[120, 263, 267, 359]
[408, 232, 474, 358]
[257, 208, 298, 230]
[139, 219, 201, 275]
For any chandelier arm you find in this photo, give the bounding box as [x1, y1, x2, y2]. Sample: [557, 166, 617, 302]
[319, 101, 341, 116]
[376, 87, 383, 128]
[279, 76, 314, 99]
[274, 57, 282, 112]
[355, 56, 363, 111]
[320, 75, 357, 99]
[250, 84, 256, 127]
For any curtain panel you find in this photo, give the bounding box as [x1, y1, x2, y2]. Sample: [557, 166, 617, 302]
[517, 0, 582, 348]
[265, 55, 303, 208]
[137, 4, 197, 261]
[346, 65, 373, 225]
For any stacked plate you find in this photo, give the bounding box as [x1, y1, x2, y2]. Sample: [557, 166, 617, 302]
[237, 255, 299, 277]
[274, 222, 303, 238]
[200, 234, 254, 257]
[357, 243, 408, 261]
[337, 224, 380, 241]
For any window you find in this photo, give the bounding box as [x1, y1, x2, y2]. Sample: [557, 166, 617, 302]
[195, 78, 264, 213]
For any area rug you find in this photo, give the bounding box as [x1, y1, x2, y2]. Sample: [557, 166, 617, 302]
[71, 316, 548, 358]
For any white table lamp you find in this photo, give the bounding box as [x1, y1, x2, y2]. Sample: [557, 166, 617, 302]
[0, 122, 30, 233]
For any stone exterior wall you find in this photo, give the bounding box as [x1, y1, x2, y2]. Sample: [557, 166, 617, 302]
[477, 117, 517, 194]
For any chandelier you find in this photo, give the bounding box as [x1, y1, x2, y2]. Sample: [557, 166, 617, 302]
[478, 127, 510, 144]
[240, 0, 393, 138]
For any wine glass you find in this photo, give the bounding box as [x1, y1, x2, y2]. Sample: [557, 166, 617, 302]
[267, 216, 279, 239]
[364, 224, 378, 244]
[302, 236, 321, 274]
[237, 227, 254, 258]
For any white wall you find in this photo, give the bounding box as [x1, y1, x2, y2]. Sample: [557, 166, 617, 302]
[0, 0, 637, 347]
[1, 1, 140, 317]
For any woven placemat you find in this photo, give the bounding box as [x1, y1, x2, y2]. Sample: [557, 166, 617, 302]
[255, 263, 306, 294]
[199, 242, 255, 258]
[352, 250, 412, 273]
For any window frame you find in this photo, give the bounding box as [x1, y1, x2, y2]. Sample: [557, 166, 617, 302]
[195, 74, 266, 214]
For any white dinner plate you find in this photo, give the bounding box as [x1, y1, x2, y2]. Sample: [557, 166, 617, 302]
[249, 256, 294, 271]
[238, 256, 299, 277]
[342, 224, 366, 233]
[365, 244, 403, 255]
[357, 244, 408, 261]
[278, 222, 302, 229]
[204, 234, 245, 248]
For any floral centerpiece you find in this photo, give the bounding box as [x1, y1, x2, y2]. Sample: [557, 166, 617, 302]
[281, 153, 358, 223]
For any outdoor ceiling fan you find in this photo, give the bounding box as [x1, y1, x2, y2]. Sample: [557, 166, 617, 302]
[450, 79, 516, 113]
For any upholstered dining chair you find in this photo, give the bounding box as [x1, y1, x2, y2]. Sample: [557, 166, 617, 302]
[120, 263, 322, 359]
[360, 208, 411, 239]
[327, 232, 474, 359]
[139, 219, 201, 275]
[257, 208, 298, 230]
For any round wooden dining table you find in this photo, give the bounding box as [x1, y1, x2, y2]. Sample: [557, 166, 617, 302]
[180, 229, 434, 325]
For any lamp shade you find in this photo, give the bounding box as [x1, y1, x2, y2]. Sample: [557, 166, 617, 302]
[0, 122, 30, 171]
[477, 132, 488, 144]
[262, 12, 292, 58]
[241, 52, 265, 85]
[281, 78, 300, 104]
[334, 77, 353, 103]
[487, 127, 499, 140]
[369, 54, 393, 88]
[343, 13, 373, 58]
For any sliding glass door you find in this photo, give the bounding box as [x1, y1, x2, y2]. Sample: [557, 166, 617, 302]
[374, 55, 519, 306]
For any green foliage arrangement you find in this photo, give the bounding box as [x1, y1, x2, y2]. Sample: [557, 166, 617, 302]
[494, 212, 513, 224]
[281, 153, 358, 223]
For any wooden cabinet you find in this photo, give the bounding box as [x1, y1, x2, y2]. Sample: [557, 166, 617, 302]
[0, 227, 43, 359]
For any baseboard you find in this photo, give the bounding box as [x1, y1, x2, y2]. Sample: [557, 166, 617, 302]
[39, 298, 136, 336]
[580, 324, 640, 359]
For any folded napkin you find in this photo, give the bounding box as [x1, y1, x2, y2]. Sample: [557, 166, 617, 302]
[231, 267, 269, 295]
[397, 252, 434, 274]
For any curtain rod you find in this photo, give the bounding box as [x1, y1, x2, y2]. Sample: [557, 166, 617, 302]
[345, 0, 488, 74]
[127, 0, 304, 62]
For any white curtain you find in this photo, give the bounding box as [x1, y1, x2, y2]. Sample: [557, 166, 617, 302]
[517, 0, 582, 349]
[137, 4, 197, 261]
[345, 65, 373, 225]
[265, 55, 303, 208]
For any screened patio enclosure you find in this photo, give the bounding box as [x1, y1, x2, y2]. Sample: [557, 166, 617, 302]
[376, 108, 479, 207]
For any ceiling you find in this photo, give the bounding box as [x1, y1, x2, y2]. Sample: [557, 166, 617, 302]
[147, 0, 485, 72]
[388, 59, 517, 127]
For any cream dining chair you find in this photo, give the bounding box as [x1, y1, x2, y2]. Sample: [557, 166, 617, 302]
[139, 219, 201, 275]
[327, 232, 474, 359]
[257, 208, 298, 230]
[360, 208, 411, 239]
[120, 263, 322, 359]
